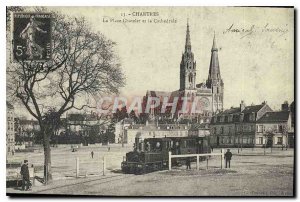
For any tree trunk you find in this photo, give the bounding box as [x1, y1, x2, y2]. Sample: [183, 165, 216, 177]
[43, 130, 52, 183]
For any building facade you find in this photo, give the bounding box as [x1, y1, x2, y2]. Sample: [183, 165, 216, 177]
[115, 118, 134, 143]
[210, 101, 273, 147]
[124, 123, 191, 144]
[255, 102, 294, 148]
[6, 102, 15, 156]
[210, 101, 294, 148]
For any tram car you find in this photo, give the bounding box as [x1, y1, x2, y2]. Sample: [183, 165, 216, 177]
[121, 136, 211, 174]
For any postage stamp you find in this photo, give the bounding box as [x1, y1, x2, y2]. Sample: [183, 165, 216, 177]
[12, 13, 52, 61]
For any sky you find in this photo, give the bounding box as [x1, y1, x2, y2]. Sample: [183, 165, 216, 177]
[12, 7, 294, 116]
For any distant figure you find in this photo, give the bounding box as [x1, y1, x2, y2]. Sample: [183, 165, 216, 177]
[224, 149, 233, 168]
[108, 147, 110, 152]
[12, 150, 14, 156]
[91, 151, 94, 159]
[20, 160, 30, 191]
[211, 146, 214, 152]
[186, 150, 191, 170]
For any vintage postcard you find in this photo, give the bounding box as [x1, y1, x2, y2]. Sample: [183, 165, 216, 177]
[6, 6, 294, 196]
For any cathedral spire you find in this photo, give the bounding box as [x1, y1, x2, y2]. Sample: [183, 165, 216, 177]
[206, 32, 224, 113]
[180, 20, 196, 90]
[208, 32, 221, 81]
[185, 19, 191, 52]
[212, 31, 218, 52]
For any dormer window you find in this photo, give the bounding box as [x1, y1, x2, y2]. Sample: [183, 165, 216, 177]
[250, 112, 255, 121]
[228, 114, 233, 122]
[240, 113, 244, 122]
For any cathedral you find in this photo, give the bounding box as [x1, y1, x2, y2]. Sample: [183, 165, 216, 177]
[144, 21, 224, 122]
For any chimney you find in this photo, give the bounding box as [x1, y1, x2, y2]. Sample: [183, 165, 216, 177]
[240, 100, 246, 112]
[281, 101, 289, 111]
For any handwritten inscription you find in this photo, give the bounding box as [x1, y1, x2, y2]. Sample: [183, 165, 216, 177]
[223, 23, 289, 39]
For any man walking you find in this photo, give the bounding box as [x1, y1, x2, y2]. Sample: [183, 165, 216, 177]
[186, 150, 191, 170]
[91, 151, 94, 159]
[224, 149, 233, 168]
[20, 160, 30, 191]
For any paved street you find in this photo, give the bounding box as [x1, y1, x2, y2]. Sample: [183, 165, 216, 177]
[6, 145, 294, 196]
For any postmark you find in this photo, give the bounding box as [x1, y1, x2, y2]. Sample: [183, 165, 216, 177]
[12, 12, 52, 61]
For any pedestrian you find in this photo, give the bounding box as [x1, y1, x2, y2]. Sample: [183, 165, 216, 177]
[20, 160, 30, 191]
[186, 150, 191, 170]
[211, 146, 214, 152]
[91, 151, 94, 159]
[224, 149, 232, 168]
[108, 147, 110, 152]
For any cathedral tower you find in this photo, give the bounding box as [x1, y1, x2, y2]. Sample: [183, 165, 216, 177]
[206, 33, 224, 113]
[180, 21, 196, 92]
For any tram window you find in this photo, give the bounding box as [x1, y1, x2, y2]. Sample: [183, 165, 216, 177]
[187, 140, 191, 147]
[192, 140, 196, 147]
[145, 142, 150, 151]
[156, 142, 161, 150]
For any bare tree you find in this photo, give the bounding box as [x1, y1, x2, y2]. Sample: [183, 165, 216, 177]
[7, 8, 125, 182]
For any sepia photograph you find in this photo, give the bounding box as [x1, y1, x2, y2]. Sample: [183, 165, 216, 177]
[5, 6, 294, 197]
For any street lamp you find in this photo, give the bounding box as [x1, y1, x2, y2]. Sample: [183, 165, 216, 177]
[240, 133, 243, 152]
[264, 136, 266, 155]
[100, 130, 104, 144]
[237, 135, 240, 154]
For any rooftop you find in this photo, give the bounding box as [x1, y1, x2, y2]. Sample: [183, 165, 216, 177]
[257, 111, 290, 123]
[242, 104, 264, 113]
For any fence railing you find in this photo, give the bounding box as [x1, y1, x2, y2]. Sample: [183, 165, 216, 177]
[168, 149, 225, 171]
[75, 156, 106, 178]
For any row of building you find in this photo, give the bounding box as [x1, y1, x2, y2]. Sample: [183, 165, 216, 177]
[6, 103, 109, 156]
[7, 99, 295, 158]
[210, 101, 294, 148]
[115, 100, 294, 148]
